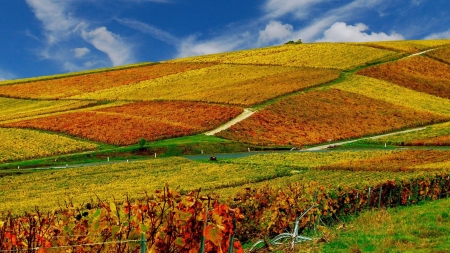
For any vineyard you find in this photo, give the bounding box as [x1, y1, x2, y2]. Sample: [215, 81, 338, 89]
[72, 64, 340, 106]
[362, 121, 450, 146]
[357, 56, 450, 99]
[0, 128, 97, 162]
[1, 101, 242, 145]
[0, 63, 214, 99]
[355, 39, 450, 53]
[426, 44, 450, 64]
[0, 98, 97, 122]
[172, 43, 403, 70]
[334, 75, 450, 116]
[216, 89, 447, 146]
[1, 38, 450, 252]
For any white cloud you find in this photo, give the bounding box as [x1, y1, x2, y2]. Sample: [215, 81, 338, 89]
[263, 0, 330, 20]
[258, 20, 293, 44]
[115, 18, 179, 45]
[25, 0, 135, 69]
[425, 30, 450, 39]
[317, 22, 404, 42]
[25, 0, 78, 45]
[80, 26, 134, 66]
[72, 47, 90, 58]
[0, 69, 16, 81]
[176, 32, 252, 58]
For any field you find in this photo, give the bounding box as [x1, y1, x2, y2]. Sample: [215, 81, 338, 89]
[72, 64, 340, 106]
[2, 101, 242, 145]
[427, 44, 450, 64]
[334, 75, 450, 116]
[0, 128, 97, 162]
[172, 43, 402, 70]
[357, 56, 450, 99]
[0, 98, 97, 122]
[1, 39, 450, 252]
[355, 39, 450, 53]
[0, 62, 214, 99]
[362, 121, 450, 146]
[216, 89, 447, 146]
[2, 149, 449, 213]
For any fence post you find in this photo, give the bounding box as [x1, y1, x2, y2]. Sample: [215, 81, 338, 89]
[366, 187, 371, 209]
[228, 218, 236, 253]
[354, 193, 359, 216]
[199, 206, 208, 253]
[141, 232, 146, 253]
[378, 185, 382, 209]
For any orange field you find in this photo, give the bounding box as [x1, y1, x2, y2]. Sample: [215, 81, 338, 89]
[320, 150, 450, 172]
[216, 89, 447, 146]
[405, 135, 450, 146]
[2, 101, 242, 145]
[357, 56, 450, 99]
[427, 45, 450, 64]
[0, 62, 214, 99]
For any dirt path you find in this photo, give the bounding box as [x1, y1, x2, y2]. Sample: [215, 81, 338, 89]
[204, 108, 256, 136]
[305, 126, 427, 151]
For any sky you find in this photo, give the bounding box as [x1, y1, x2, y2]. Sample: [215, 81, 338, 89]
[0, 0, 449, 80]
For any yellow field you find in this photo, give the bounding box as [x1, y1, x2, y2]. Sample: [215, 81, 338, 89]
[427, 44, 450, 64]
[364, 121, 450, 146]
[72, 64, 340, 105]
[355, 39, 450, 53]
[0, 128, 98, 162]
[0, 98, 96, 122]
[334, 75, 450, 116]
[172, 43, 402, 70]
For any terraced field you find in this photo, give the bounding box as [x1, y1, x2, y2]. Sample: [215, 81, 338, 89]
[72, 64, 340, 105]
[172, 43, 403, 70]
[216, 88, 447, 146]
[2, 101, 242, 145]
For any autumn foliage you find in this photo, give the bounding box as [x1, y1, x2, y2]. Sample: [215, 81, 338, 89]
[426, 45, 450, 64]
[2, 101, 242, 145]
[357, 56, 450, 99]
[0, 63, 214, 99]
[0, 185, 243, 253]
[217, 89, 447, 146]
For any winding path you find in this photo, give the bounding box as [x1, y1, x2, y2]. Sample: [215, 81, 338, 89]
[204, 108, 256, 136]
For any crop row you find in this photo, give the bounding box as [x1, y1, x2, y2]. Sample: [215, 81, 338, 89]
[0, 98, 97, 123]
[357, 56, 450, 99]
[0, 128, 97, 162]
[0, 63, 214, 99]
[335, 75, 450, 116]
[72, 64, 340, 106]
[426, 44, 450, 64]
[2, 168, 450, 251]
[355, 39, 450, 53]
[172, 43, 402, 70]
[2, 101, 242, 145]
[363, 121, 450, 146]
[216, 89, 447, 146]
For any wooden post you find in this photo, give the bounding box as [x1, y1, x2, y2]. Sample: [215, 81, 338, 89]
[378, 185, 383, 209]
[200, 206, 208, 253]
[140, 232, 146, 253]
[228, 218, 236, 253]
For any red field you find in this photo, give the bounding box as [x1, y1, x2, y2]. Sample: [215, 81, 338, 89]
[216, 89, 447, 146]
[2, 101, 242, 145]
[357, 56, 450, 99]
[0, 63, 214, 99]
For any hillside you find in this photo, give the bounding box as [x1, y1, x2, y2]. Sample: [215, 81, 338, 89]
[1, 39, 450, 252]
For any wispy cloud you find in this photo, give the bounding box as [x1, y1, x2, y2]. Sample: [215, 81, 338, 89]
[317, 22, 404, 42]
[25, 0, 135, 70]
[115, 18, 179, 45]
[0, 69, 16, 81]
[262, 0, 331, 20]
[425, 30, 450, 39]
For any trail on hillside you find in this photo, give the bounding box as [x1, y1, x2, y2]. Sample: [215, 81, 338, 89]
[204, 108, 256, 135]
[305, 126, 427, 151]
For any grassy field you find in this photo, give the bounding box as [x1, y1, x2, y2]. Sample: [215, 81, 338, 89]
[322, 198, 450, 252]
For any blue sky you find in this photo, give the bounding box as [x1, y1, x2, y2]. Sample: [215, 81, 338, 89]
[0, 0, 449, 80]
